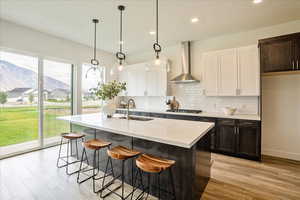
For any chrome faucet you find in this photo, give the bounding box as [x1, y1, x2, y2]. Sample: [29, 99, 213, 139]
[127, 98, 135, 120]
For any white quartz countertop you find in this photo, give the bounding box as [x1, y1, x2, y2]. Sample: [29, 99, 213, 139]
[117, 108, 261, 121]
[58, 113, 214, 149]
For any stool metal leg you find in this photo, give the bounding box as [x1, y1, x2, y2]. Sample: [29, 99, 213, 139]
[56, 137, 64, 168]
[66, 139, 81, 175]
[131, 168, 145, 200]
[77, 147, 90, 183]
[121, 160, 125, 199]
[158, 172, 161, 200]
[75, 138, 79, 160]
[169, 168, 176, 200]
[101, 158, 136, 200]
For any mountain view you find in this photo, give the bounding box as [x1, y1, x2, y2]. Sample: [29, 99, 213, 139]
[0, 60, 69, 91]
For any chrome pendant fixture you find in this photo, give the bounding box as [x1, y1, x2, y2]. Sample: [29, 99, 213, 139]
[116, 5, 126, 71]
[153, 0, 161, 65]
[86, 18, 100, 78]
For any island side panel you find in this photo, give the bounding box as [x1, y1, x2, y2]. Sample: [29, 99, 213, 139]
[192, 131, 211, 200]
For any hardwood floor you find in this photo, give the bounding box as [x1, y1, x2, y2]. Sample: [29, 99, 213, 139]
[203, 154, 300, 200]
[0, 146, 299, 200]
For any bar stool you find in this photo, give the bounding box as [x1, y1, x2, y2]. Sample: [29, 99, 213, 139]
[56, 132, 86, 175]
[77, 138, 113, 193]
[132, 154, 176, 200]
[100, 145, 140, 200]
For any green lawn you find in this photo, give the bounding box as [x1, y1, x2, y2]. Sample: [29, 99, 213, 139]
[0, 106, 71, 147]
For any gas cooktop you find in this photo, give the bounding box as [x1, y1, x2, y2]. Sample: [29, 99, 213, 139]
[166, 109, 202, 114]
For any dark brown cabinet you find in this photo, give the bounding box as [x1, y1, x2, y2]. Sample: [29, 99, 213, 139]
[236, 120, 261, 160]
[259, 32, 300, 73]
[216, 119, 236, 154]
[214, 119, 261, 161]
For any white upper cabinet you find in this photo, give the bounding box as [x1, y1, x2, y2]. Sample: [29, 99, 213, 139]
[237, 45, 260, 96]
[118, 61, 167, 97]
[203, 45, 260, 97]
[203, 52, 219, 96]
[218, 48, 238, 96]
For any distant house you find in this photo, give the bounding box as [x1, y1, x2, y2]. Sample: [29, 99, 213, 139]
[7, 88, 33, 103]
[7, 88, 49, 103]
[48, 88, 70, 101]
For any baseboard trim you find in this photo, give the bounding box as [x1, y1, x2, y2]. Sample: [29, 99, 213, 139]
[262, 149, 300, 161]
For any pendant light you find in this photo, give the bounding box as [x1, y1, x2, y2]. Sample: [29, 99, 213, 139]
[153, 0, 161, 65]
[86, 19, 100, 78]
[116, 5, 126, 71]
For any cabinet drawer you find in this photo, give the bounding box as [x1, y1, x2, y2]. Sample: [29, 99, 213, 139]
[237, 120, 260, 127]
[198, 117, 215, 123]
[217, 119, 236, 126]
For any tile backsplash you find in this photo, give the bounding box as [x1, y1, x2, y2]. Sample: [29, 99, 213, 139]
[119, 82, 260, 115]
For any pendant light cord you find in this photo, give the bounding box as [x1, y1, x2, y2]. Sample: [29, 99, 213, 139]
[156, 0, 158, 44]
[120, 8, 123, 53]
[94, 21, 97, 60]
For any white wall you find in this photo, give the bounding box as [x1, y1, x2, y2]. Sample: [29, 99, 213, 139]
[262, 75, 300, 161]
[127, 19, 300, 160]
[0, 19, 117, 113]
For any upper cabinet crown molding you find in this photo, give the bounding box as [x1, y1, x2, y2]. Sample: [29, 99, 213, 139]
[203, 45, 260, 97]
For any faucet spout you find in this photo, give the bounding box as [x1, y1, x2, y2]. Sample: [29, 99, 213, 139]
[127, 98, 135, 120]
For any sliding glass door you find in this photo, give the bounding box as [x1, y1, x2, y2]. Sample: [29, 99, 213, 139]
[0, 51, 39, 155]
[43, 59, 72, 144]
[0, 51, 74, 157]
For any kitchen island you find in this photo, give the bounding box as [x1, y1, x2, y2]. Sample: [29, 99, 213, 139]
[58, 113, 214, 200]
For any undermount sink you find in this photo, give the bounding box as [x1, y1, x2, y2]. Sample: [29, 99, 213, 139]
[117, 116, 153, 121]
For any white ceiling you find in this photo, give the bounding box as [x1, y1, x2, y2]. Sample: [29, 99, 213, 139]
[1, 0, 300, 54]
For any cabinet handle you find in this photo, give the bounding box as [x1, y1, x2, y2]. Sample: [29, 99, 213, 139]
[293, 61, 295, 70]
[297, 60, 299, 70]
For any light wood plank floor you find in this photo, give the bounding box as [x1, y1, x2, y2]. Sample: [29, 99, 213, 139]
[0, 146, 299, 200]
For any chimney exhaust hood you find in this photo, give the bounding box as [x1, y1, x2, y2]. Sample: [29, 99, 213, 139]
[170, 41, 199, 83]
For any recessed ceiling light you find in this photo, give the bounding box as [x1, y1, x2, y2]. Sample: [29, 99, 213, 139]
[149, 31, 156, 35]
[253, 0, 263, 4]
[191, 17, 199, 23]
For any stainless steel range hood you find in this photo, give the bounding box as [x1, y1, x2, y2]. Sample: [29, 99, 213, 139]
[170, 41, 199, 83]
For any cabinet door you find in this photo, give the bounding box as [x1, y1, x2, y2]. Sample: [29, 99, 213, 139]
[135, 68, 146, 96]
[237, 45, 260, 96]
[260, 38, 293, 72]
[127, 69, 136, 96]
[127, 67, 146, 96]
[218, 49, 238, 96]
[203, 52, 219, 96]
[145, 66, 167, 96]
[118, 69, 129, 96]
[236, 120, 261, 160]
[216, 119, 236, 154]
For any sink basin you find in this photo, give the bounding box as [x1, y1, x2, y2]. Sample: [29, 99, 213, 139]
[117, 116, 153, 121]
[129, 116, 153, 121]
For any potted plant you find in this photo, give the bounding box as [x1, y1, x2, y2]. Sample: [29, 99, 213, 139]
[90, 80, 126, 117]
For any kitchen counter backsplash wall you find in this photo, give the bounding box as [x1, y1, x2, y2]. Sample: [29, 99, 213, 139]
[120, 85, 259, 114]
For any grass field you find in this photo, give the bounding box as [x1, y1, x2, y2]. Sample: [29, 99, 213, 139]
[0, 106, 71, 147]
